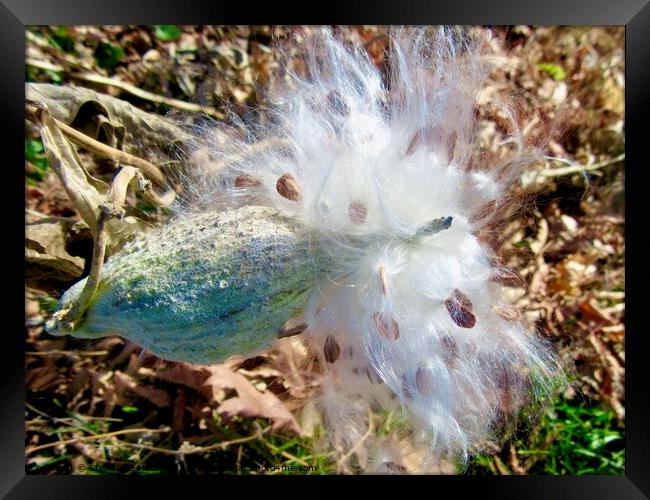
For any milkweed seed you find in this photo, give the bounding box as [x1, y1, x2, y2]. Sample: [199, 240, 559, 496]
[324, 335, 341, 363]
[384, 462, 407, 473]
[348, 201, 368, 224]
[490, 267, 525, 287]
[276, 173, 301, 201]
[327, 90, 350, 116]
[444, 291, 476, 329]
[494, 305, 522, 321]
[365, 366, 384, 384]
[451, 289, 473, 311]
[415, 365, 434, 394]
[405, 124, 442, 156]
[373, 312, 400, 340]
[497, 368, 514, 413]
[447, 131, 457, 164]
[441, 336, 458, 369]
[401, 375, 413, 400]
[378, 265, 389, 295]
[278, 322, 308, 338]
[234, 175, 263, 188]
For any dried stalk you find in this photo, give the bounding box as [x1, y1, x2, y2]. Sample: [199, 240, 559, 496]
[26, 427, 172, 454]
[540, 153, 625, 177]
[58, 166, 150, 330]
[26, 57, 225, 120]
[94, 427, 270, 456]
[26, 102, 165, 185]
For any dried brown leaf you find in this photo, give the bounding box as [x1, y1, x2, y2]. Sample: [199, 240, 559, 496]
[25, 218, 86, 292]
[114, 370, 171, 408]
[205, 364, 301, 434]
[155, 363, 212, 396]
[37, 110, 148, 248]
[27, 83, 191, 155]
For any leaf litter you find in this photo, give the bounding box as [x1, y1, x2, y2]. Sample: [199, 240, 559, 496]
[25, 25, 624, 475]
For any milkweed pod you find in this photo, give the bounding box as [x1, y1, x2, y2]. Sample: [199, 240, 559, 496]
[46, 206, 335, 364]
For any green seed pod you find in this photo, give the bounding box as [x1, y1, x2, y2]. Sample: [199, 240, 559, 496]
[47, 206, 334, 364]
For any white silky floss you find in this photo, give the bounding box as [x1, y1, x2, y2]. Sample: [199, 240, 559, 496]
[190, 27, 561, 465]
[53, 27, 563, 471]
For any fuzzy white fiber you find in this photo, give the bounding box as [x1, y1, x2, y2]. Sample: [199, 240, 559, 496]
[183, 27, 562, 468]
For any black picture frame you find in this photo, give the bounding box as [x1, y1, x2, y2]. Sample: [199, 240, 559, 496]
[4, 1, 647, 497]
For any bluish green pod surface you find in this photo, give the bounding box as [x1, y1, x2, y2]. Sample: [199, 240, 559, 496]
[47, 206, 334, 364]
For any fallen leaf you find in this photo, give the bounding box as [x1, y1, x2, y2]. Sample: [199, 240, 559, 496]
[578, 299, 614, 324]
[205, 364, 301, 434]
[27, 82, 191, 156]
[26, 366, 62, 392]
[114, 370, 171, 408]
[156, 363, 212, 397]
[26, 218, 86, 293]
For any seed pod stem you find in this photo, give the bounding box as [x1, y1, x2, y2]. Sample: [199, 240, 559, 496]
[50, 165, 150, 332]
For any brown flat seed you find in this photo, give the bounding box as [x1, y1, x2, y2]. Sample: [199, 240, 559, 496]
[348, 201, 368, 224]
[234, 174, 262, 188]
[278, 322, 308, 338]
[405, 124, 442, 156]
[384, 462, 408, 473]
[327, 90, 350, 116]
[276, 173, 301, 201]
[447, 131, 458, 164]
[401, 375, 413, 400]
[415, 365, 434, 394]
[441, 336, 458, 369]
[378, 265, 389, 295]
[323, 335, 341, 363]
[373, 312, 400, 340]
[490, 268, 525, 288]
[494, 305, 522, 321]
[444, 295, 476, 329]
[365, 366, 384, 384]
[451, 289, 473, 311]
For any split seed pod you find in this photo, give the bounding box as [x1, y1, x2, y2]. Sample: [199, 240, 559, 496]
[46, 26, 564, 466]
